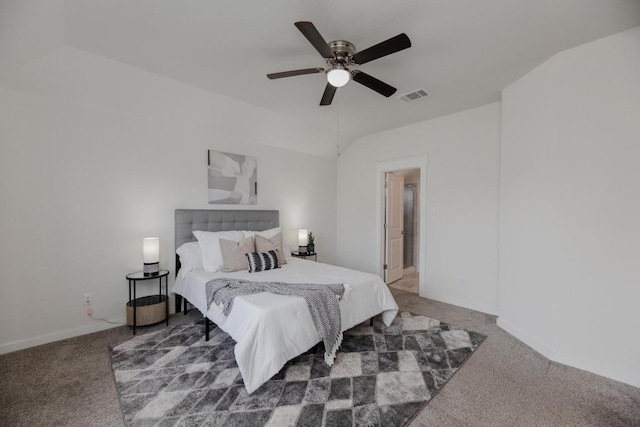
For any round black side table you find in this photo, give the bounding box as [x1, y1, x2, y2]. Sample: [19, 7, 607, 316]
[291, 251, 318, 261]
[126, 270, 169, 335]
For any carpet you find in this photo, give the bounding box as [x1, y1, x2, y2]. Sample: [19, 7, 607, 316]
[111, 311, 486, 427]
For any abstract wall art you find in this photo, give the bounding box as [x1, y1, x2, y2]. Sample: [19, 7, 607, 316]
[207, 150, 257, 204]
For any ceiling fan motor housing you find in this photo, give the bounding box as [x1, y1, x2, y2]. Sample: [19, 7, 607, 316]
[326, 40, 356, 87]
[329, 40, 356, 65]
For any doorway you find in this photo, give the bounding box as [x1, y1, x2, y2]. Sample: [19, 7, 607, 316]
[385, 168, 420, 294]
[375, 156, 427, 297]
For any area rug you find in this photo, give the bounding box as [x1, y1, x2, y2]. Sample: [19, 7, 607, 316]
[111, 312, 486, 427]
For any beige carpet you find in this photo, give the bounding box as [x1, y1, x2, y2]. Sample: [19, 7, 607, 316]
[1, 289, 639, 426]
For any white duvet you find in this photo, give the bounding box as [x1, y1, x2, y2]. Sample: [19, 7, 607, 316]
[171, 258, 398, 393]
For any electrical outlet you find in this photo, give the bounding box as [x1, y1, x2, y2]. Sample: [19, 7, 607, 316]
[458, 276, 465, 286]
[86, 306, 93, 316]
[83, 293, 92, 305]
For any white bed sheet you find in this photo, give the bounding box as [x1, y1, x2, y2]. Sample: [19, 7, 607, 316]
[171, 257, 398, 393]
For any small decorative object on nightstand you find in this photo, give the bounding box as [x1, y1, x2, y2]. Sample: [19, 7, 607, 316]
[126, 270, 169, 335]
[291, 251, 318, 261]
[306, 231, 315, 254]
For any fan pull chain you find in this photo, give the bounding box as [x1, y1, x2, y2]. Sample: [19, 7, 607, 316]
[336, 89, 341, 157]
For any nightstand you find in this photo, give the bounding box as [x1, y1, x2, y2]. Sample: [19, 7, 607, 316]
[126, 270, 169, 335]
[291, 251, 318, 261]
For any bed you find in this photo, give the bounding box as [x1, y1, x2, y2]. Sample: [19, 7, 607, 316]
[172, 209, 399, 393]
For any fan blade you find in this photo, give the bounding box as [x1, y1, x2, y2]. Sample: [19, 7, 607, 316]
[352, 71, 397, 97]
[352, 33, 411, 65]
[320, 83, 337, 106]
[267, 68, 324, 79]
[295, 21, 334, 58]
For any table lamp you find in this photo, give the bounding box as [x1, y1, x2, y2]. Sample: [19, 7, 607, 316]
[298, 229, 308, 253]
[143, 237, 160, 276]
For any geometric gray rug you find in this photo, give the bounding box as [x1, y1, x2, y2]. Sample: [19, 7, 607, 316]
[111, 311, 486, 427]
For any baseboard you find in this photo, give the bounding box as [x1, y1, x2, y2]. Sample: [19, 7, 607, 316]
[422, 292, 499, 316]
[0, 317, 126, 355]
[497, 317, 640, 389]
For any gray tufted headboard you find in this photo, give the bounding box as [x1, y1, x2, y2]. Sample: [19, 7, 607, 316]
[174, 209, 279, 273]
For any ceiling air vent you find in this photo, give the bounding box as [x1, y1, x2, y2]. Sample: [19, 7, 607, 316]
[398, 89, 429, 103]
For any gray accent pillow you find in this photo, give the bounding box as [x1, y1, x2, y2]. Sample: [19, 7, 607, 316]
[255, 233, 287, 265]
[220, 237, 256, 272]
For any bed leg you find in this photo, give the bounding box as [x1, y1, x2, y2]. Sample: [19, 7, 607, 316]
[205, 318, 210, 341]
[370, 317, 374, 327]
[175, 295, 182, 314]
[183, 297, 188, 315]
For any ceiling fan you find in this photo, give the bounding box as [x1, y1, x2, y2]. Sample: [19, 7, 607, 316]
[267, 21, 411, 106]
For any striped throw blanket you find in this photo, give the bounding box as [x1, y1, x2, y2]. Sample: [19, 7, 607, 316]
[205, 278, 348, 366]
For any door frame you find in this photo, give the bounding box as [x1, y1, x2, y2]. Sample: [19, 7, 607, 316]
[376, 156, 428, 297]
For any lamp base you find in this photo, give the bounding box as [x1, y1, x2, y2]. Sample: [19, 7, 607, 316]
[143, 262, 159, 276]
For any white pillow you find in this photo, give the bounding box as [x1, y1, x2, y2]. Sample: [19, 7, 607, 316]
[244, 226, 281, 239]
[176, 242, 203, 278]
[244, 227, 290, 258]
[193, 230, 245, 272]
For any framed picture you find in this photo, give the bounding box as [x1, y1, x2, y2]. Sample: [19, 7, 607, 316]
[207, 150, 257, 204]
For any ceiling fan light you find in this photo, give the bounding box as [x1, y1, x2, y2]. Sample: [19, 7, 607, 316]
[327, 68, 350, 88]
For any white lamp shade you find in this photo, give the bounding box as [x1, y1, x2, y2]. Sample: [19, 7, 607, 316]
[143, 237, 160, 263]
[298, 229, 308, 246]
[327, 68, 350, 88]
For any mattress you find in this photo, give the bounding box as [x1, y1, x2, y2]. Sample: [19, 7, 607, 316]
[171, 257, 398, 393]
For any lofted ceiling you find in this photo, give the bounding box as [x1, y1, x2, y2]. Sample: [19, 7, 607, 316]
[35, 1, 640, 153]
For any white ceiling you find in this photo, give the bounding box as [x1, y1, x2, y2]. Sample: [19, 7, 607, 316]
[61, 0, 640, 152]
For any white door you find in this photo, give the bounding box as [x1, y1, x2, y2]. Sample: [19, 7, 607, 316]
[385, 172, 404, 283]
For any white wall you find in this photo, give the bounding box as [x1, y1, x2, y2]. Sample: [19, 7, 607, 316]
[0, 46, 336, 157]
[498, 26, 640, 387]
[0, 0, 64, 78]
[337, 103, 501, 314]
[0, 48, 336, 354]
